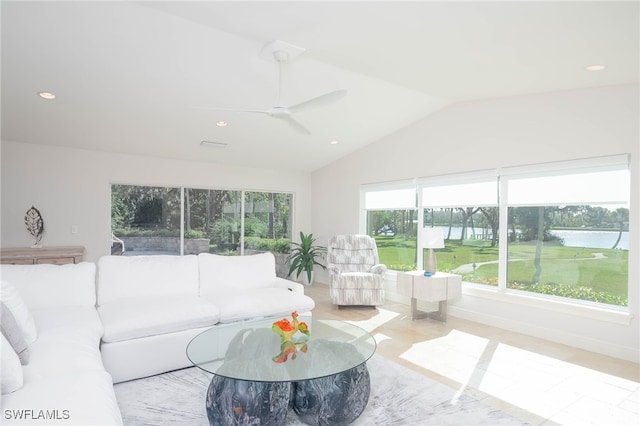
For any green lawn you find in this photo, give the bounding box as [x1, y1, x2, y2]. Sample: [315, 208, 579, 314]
[374, 235, 628, 305]
[374, 235, 418, 271]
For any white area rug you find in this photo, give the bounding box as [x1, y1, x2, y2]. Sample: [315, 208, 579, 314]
[114, 355, 530, 425]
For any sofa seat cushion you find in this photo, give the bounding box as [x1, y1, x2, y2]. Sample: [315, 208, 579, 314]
[2, 307, 123, 424]
[201, 288, 315, 324]
[1, 370, 122, 425]
[98, 295, 220, 343]
[25, 307, 105, 380]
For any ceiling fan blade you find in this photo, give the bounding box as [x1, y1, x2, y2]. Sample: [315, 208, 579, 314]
[281, 116, 311, 135]
[288, 89, 347, 114]
[192, 106, 270, 114]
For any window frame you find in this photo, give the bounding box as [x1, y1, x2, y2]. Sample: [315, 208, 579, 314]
[360, 154, 632, 319]
[110, 183, 295, 257]
[500, 156, 630, 307]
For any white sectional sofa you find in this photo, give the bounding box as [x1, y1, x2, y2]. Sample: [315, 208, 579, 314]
[1, 251, 315, 424]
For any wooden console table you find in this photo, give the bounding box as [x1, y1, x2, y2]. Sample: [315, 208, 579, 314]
[397, 271, 462, 322]
[0, 246, 85, 265]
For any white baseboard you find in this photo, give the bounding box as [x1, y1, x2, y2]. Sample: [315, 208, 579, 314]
[449, 305, 640, 363]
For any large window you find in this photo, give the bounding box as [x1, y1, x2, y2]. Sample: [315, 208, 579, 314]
[362, 185, 417, 271]
[244, 191, 293, 254]
[185, 188, 242, 254]
[420, 178, 499, 286]
[111, 185, 182, 254]
[505, 167, 629, 306]
[362, 155, 631, 307]
[111, 185, 293, 258]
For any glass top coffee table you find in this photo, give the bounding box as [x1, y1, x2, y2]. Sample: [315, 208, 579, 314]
[187, 315, 376, 425]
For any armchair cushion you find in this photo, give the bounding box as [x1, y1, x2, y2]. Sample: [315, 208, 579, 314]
[332, 272, 384, 289]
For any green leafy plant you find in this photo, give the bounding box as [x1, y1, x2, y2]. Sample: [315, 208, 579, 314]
[244, 237, 291, 254]
[508, 281, 627, 305]
[272, 238, 293, 254]
[287, 232, 326, 284]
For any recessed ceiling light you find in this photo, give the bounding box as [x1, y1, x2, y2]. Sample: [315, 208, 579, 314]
[216, 121, 228, 127]
[585, 64, 606, 71]
[329, 140, 339, 145]
[38, 91, 56, 100]
[200, 140, 227, 149]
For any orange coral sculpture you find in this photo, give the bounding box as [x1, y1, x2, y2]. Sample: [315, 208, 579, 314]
[272, 341, 308, 363]
[272, 311, 309, 343]
[272, 312, 310, 363]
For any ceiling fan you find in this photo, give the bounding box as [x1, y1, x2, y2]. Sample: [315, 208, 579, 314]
[198, 44, 347, 135]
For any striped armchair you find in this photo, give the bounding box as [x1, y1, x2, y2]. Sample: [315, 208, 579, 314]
[327, 235, 387, 307]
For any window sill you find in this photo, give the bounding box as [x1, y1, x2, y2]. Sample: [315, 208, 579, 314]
[461, 283, 633, 325]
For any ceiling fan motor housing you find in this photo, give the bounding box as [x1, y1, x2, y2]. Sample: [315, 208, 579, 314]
[259, 39, 306, 63]
[269, 107, 291, 117]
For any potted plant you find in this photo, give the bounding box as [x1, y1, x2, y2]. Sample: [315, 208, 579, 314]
[287, 232, 326, 285]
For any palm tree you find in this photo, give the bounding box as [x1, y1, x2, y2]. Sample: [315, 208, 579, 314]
[611, 208, 629, 249]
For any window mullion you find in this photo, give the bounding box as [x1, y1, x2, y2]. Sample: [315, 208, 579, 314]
[180, 187, 185, 256]
[240, 191, 245, 256]
[498, 178, 508, 291]
[417, 184, 425, 270]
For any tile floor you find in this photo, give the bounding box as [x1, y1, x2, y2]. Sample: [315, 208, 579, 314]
[304, 283, 640, 426]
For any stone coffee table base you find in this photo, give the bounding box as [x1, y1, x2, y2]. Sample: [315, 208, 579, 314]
[206, 363, 370, 426]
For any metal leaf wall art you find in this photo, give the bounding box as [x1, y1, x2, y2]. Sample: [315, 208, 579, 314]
[24, 206, 45, 247]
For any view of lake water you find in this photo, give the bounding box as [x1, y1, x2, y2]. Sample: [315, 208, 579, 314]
[550, 229, 629, 250]
[436, 227, 629, 250]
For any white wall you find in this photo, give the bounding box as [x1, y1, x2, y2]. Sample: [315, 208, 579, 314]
[2, 85, 637, 362]
[311, 85, 640, 362]
[0, 142, 312, 262]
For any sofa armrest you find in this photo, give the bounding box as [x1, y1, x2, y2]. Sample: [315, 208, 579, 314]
[371, 264, 387, 275]
[274, 277, 305, 294]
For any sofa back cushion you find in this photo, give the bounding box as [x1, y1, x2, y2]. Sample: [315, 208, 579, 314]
[198, 252, 277, 294]
[0, 262, 96, 309]
[97, 255, 199, 305]
[0, 280, 37, 344]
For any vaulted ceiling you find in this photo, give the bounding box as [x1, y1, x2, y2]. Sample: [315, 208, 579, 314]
[2, 1, 638, 172]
